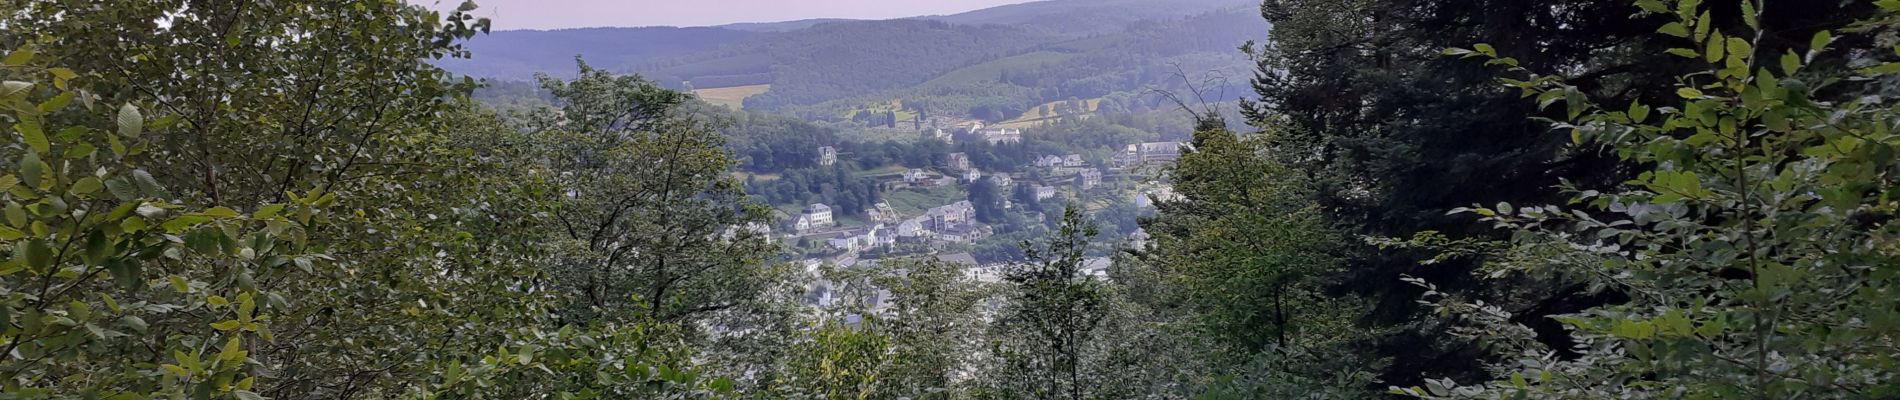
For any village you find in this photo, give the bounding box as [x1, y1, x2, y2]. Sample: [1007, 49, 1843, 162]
[772, 121, 1189, 305]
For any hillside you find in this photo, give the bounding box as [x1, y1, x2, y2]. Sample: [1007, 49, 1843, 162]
[438, 26, 763, 79]
[440, 0, 1268, 122]
[922, 0, 1258, 35]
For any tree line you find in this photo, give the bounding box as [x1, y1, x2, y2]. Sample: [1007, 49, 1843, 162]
[4, 0, 1900, 399]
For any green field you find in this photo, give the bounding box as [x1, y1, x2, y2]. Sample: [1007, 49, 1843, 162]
[996, 97, 1102, 129]
[883, 185, 968, 216]
[693, 84, 772, 109]
[842, 99, 919, 123]
[731, 171, 781, 182]
[853, 164, 910, 178]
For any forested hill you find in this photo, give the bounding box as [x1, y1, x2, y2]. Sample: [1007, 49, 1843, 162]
[440, 0, 1264, 113]
[432, 27, 764, 80]
[921, 0, 1258, 35]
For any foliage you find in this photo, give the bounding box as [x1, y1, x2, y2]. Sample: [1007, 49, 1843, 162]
[0, 54, 328, 400]
[521, 60, 789, 326]
[1135, 122, 1382, 397]
[774, 320, 891, 400]
[1397, 0, 1900, 398]
[0, 2, 758, 398]
[968, 179, 1007, 224]
[1243, 0, 1876, 386]
[978, 207, 1110, 399]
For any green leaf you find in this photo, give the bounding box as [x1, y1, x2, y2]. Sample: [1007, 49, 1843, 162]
[1629, 101, 1651, 123]
[116, 104, 142, 138]
[109, 260, 142, 290]
[70, 177, 102, 196]
[1, 81, 32, 98]
[1694, 10, 1712, 40]
[1, 48, 33, 66]
[1666, 48, 1699, 58]
[1657, 22, 1688, 37]
[1810, 30, 1833, 52]
[1781, 51, 1801, 75]
[131, 169, 165, 197]
[16, 153, 41, 189]
[1473, 43, 1496, 57]
[1860, 63, 1900, 76]
[1565, 87, 1586, 119]
[4, 203, 24, 227]
[36, 92, 72, 113]
[254, 204, 285, 219]
[1705, 32, 1725, 62]
[161, 215, 212, 232]
[220, 336, 244, 361]
[17, 118, 47, 154]
[210, 320, 242, 331]
[46, 68, 75, 81]
[1677, 88, 1704, 99]
[201, 207, 241, 218]
[1741, 0, 1759, 29]
[1636, 0, 1668, 13]
[0, 175, 14, 193]
[19, 239, 53, 270]
[120, 316, 148, 333]
[234, 391, 265, 400]
[1763, 108, 1790, 132]
[1726, 37, 1752, 60]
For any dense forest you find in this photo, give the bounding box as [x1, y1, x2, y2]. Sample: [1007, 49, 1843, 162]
[444, 0, 1265, 121]
[3, 0, 1900, 399]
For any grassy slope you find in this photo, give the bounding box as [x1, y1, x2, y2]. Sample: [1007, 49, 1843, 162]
[883, 185, 968, 216]
[694, 84, 772, 109]
[994, 98, 1103, 129]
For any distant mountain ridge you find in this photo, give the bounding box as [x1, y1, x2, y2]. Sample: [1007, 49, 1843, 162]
[920, 0, 1257, 35]
[715, 18, 859, 32]
[448, 0, 1268, 116]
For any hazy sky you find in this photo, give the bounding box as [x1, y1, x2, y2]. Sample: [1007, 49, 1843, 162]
[417, 0, 1040, 30]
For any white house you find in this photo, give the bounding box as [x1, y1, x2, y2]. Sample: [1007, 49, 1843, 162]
[793, 215, 818, 233]
[938, 224, 986, 243]
[926, 201, 976, 231]
[989, 172, 1012, 188]
[1034, 185, 1057, 201]
[1063, 154, 1086, 168]
[963, 168, 983, 183]
[982, 128, 1022, 145]
[871, 223, 895, 247]
[818, 146, 838, 166]
[898, 217, 929, 239]
[1136, 185, 1181, 210]
[827, 236, 860, 252]
[1035, 155, 1065, 168]
[803, 203, 834, 227]
[1075, 169, 1103, 188]
[947, 152, 972, 171]
[903, 169, 929, 184]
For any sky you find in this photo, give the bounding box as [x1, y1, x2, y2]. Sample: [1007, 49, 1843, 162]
[417, 0, 1040, 30]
